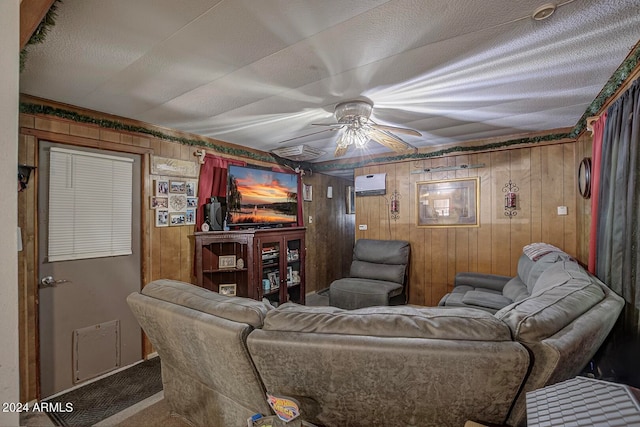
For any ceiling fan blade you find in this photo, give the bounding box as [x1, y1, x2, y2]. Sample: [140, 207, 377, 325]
[334, 144, 350, 157]
[277, 127, 340, 144]
[368, 128, 417, 153]
[370, 122, 421, 137]
[312, 123, 345, 128]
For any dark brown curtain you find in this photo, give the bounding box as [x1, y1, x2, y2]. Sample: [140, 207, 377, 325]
[589, 78, 640, 387]
[595, 79, 640, 305]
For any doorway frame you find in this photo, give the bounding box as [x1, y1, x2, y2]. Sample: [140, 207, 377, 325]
[18, 126, 153, 401]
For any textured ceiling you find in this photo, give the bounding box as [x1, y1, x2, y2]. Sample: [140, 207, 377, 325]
[20, 0, 640, 166]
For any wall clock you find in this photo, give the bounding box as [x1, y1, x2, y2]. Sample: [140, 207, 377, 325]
[578, 157, 592, 199]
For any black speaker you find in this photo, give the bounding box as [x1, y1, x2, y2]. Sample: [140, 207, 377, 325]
[205, 199, 226, 230]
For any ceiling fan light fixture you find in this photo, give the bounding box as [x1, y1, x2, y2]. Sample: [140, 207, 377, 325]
[339, 127, 370, 149]
[334, 100, 373, 123]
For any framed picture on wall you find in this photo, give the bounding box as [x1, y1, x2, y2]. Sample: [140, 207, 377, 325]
[186, 181, 197, 197]
[169, 180, 186, 193]
[169, 212, 186, 226]
[155, 180, 169, 196]
[303, 184, 312, 201]
[150, 196, 168, 209]
[416, 177, 479, 228]
[185, 208, 196, 225]
[155, 209, 169, 227]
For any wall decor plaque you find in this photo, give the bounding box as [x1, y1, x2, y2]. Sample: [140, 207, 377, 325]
[151, 155, 199, 177]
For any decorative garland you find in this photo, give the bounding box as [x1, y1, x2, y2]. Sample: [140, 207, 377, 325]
[570, 40, 640, 138]
[311, 132, 572, 172]
[19, 103, 280, 164]
[20, 0, 62, 73]
[17, 1, 639, 173]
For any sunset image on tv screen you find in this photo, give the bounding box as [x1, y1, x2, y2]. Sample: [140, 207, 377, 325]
[227, 165, 298, 226]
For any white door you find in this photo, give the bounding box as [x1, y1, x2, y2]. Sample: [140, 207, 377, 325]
[38, 141, 142, 398]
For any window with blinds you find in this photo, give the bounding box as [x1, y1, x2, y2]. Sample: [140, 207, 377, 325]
[48, 147, 133, 262]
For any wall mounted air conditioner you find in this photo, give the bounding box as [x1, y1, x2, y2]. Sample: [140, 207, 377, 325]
[354, 173, 386, 196]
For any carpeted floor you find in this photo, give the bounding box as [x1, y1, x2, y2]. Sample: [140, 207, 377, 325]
[113, 396, 191, 427]
[44, 357, 163, 427]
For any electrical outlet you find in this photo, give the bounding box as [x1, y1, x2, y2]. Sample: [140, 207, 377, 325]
[358, 224, 368, 230]
[557, 206, 568, 216]
[308, 216, 313, 224]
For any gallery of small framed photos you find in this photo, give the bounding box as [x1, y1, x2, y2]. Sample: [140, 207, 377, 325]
[152, 178, 198, 227]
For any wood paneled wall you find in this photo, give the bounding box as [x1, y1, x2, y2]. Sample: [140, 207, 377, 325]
[302, 173, 355, 292]
[17, 106, 354, 401]
[575, 133, 593, 265]
[354, 143, 583, 306]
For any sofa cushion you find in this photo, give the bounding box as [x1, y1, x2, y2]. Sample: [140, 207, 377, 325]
[522, 251, 572, 293]
[348, 239, 410, 283]
[141, 279, 271, 328]
[330, 277, 403, 297]
[495, 265, 605, 342]
[264, 303, 513, 341]
[353, 239, 410, 264]
[531, 259, 590, 294]
[502, 277, 529, 302]
[350, 260, 406, 284]
[462, 291, 514, 310]
[516, 253, 536, 284]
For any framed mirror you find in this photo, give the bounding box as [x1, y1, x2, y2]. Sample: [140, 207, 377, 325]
[578, 157, 592, 199]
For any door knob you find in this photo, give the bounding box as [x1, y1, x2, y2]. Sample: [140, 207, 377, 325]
[39, 276, 71, 289]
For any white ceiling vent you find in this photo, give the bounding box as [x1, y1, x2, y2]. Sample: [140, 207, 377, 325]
[272, 145, 326, 162]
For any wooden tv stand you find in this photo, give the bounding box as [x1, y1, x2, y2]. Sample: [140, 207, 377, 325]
[194, 227, 306, 306]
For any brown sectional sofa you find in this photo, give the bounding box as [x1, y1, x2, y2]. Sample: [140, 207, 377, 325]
[127, 248, 624, 427]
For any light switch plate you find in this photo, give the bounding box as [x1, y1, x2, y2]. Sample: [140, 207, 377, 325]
[557, 206, 568, 215]
[358, 224, 367, 230]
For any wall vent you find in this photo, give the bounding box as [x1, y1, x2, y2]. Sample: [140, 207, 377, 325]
[272, 145, 326, 162]
[73, 319, 120, 383]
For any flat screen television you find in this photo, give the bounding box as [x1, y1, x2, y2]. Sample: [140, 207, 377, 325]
[226, 164, 298, 228]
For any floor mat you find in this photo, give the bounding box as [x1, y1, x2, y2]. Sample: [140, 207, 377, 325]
[44, 357, 162, 427]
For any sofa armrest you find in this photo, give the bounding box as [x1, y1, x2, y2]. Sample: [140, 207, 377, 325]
[454, 272, 512, 292]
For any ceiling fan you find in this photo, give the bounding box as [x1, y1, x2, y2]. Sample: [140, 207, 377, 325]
[279, 99, 421, 158]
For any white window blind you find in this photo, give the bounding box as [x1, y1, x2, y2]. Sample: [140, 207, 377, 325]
[48, 147, 134, 262]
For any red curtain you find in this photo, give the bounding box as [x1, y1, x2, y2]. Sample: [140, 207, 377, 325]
[587, 112, 607, 273]
[196, 154, 245, 231]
